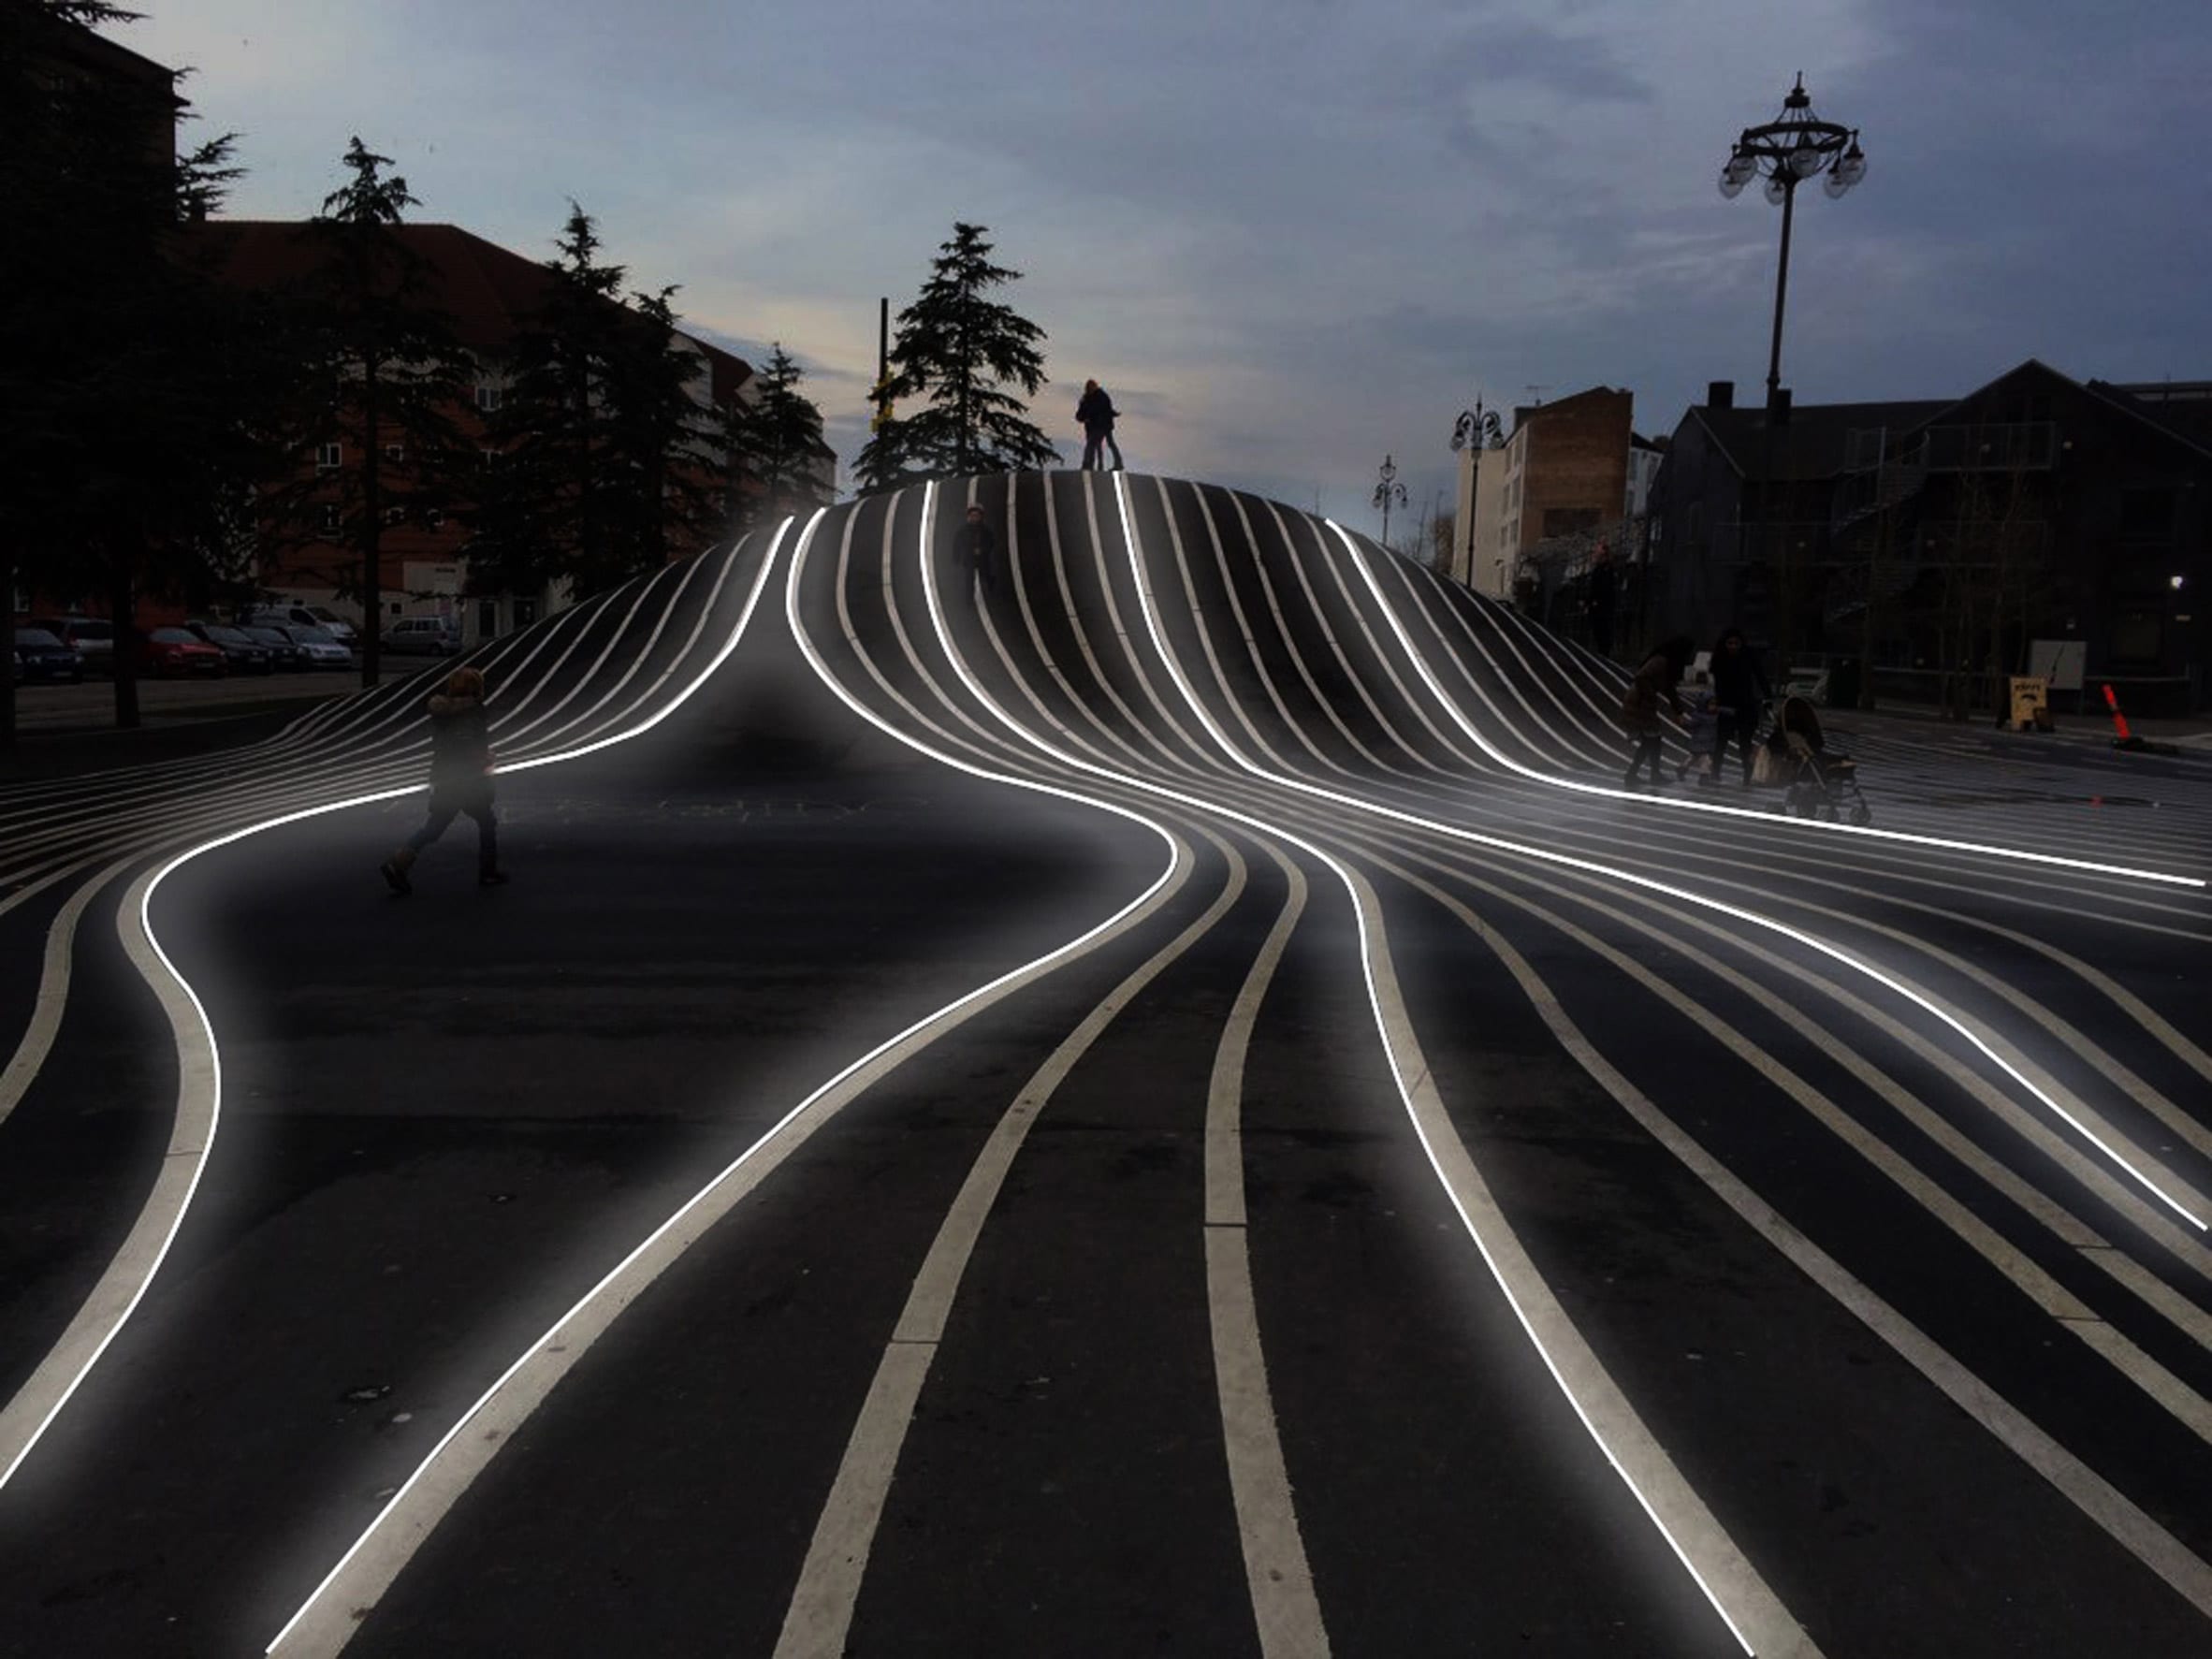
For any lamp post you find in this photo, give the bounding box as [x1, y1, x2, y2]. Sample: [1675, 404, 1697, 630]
[1448, 400, 1504, 586]
[1372, 453, 1408, 551]
[1720, 74, 1865, 665]
[1718, 73, 1867, 407]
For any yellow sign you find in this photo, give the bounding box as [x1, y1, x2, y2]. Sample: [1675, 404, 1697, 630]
[2008, 675, 2050, 732]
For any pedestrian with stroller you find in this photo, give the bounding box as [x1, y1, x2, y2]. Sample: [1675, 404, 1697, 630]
[1709, 626, 1772, 786]
[381, 665, 507, 893]
[1076, 379, 1123, 472]
[958, 502, 1002, 599]
[1620, 635, 1695, 788]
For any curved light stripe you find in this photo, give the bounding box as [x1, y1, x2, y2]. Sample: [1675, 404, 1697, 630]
[918, 480, 1788, 1659]
[0, 526, 793, 1502]
[1327, 523, 2202, 889]
[263, 503, 1191, 1656]
[1104, 481, 2206, 1230]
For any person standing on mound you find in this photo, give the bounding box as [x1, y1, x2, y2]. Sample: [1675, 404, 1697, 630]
[1076, 378, 1123, 472]
[382, 665, 507, 893]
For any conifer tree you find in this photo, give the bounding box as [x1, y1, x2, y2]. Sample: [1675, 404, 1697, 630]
[725, 342, 827, 527]
[292, 138, 470, 685]
[487, 205, 716, 597]
[853, 223, 1057, 493]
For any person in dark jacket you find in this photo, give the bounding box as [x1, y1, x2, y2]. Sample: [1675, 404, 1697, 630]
[1075, 379, 1123, 472]
[1708, 626, 1772, 785]
[1585, 542, 1618, 658]
[381, 665, 506, 892]
[1619, 635, 1695, 787]
[958, 502, 1002, 599]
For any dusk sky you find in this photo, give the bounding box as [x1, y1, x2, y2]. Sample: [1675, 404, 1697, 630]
[123, 0, 2212, 537]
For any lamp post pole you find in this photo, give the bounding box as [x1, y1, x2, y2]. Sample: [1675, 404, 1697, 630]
[1720, 73, 1865, 408]
[1766, 178, 1797, 406]
[1372, 453, 1408, 551]
[1719, 73, 1866, 661]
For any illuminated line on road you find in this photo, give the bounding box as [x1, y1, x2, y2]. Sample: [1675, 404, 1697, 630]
[1332, 525, 2203, 889]
[921, 478, 1783, 1658]
[265, 504, 1187, 1656]
[0, 528, 792, 1505]
[1098, 488, 2206, 1230]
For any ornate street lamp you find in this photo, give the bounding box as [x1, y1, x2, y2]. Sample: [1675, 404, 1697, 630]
[1719, 73, 1867, 405]
[1372, 453, 1409, 549]
[1450, 400, 1504, 456]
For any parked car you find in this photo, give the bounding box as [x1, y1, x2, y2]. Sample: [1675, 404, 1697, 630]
[273, 623, 354, 669]
[32, 616, 113, 675]
[382, 616, 461, 656]
[14, 626, 84, 684]
[249, 604, 357, 646]
[186, 620, 274, 675]
[240, 623, 308, 671]
[140, 626, 226, 677]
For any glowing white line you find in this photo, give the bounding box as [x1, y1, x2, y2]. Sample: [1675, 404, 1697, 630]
[1332, 526, 2203, 889]
[1109, 487, 2208, 1227]
[264, 505, 1187, 1655]
[911, 479, 1777, 1657]
[0, 527, 793, 1503]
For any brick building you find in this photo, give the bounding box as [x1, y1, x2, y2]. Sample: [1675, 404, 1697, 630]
[1452, 386, 1635, 600]
[195, 220, 835, 643]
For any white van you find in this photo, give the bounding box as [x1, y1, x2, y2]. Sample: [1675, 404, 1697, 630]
[383, 617, 460, 656]
[248, 604, 358, 645]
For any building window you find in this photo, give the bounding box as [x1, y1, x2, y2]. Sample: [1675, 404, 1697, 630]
[385, 443, 404, 464]
[1686, 502, 1703, 544]
[481, 448, 499, 470]
[475, 384, 502, 413]
[384, 505, 407, 526]
[427, 508, 444, 530]
[316, 442, 342, 473]
[320, 504, 342, 532]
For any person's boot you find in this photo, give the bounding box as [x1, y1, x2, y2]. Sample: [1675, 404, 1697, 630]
[381, 848, 415, 895]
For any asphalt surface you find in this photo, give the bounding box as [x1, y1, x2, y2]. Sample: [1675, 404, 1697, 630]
[0, 473, 2208, 1657]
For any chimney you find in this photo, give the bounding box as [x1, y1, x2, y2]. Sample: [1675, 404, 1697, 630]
[1707, 380, 1734, 410]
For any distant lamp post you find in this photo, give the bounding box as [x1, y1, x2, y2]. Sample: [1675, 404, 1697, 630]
[1372, 453, 1408, 549]
[1719, 73, 1867, 405]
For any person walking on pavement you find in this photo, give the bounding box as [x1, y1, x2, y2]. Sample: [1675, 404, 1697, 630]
[1620, 635, 1695, 788]
[1076, 378, 1123, 472]
[1709, 625, 1772, 786]
[959, 502, 1002, 601]
[382, 664, 507, 893]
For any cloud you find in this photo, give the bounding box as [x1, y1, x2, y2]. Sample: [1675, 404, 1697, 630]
[117, 0, 2212, 512]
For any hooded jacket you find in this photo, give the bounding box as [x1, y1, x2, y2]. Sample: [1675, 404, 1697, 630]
[425, 692, 492, 791]
[1076, 386, 1117, 433]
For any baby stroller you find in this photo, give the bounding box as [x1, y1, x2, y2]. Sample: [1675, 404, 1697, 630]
[1760, 695, 1871, 824]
